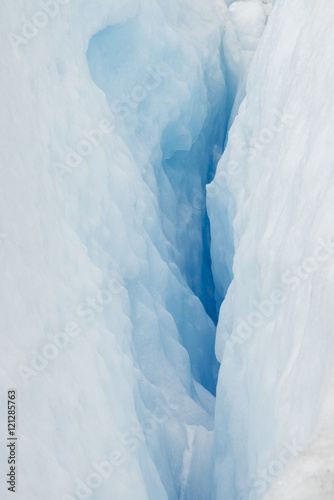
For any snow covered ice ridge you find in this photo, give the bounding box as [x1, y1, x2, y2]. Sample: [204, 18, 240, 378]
[3, 0, 334, 500]
[208, 0, 334, 499]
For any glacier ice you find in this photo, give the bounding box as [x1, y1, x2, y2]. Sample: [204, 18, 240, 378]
[0, 0, 231, 498]
[2, 0, 332, 499]
[208, 0, 334, 499]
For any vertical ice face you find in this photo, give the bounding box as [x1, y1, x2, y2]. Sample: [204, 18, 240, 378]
[208, 0, 334, 499]
[206, 0, 272, 309]
[0, 0, 229, 499]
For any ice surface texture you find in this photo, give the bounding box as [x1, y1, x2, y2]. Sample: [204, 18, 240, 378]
[4, 0, 326, 499]
[208, 0, 334, 499]
[1, 0, 228, 499]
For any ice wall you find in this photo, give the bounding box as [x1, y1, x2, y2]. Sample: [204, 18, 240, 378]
[86, 0, 228, 326]
[0, 0, 309, 498]
[208, 0, 334, 499]
[0, 1, 226, 499]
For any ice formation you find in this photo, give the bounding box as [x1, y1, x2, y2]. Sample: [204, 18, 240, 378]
[2, 0, 333, 499]
[1, 0, 228, 498]
[209, 1, 334, 499]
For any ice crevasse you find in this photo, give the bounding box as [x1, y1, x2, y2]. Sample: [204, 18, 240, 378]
[2, 0, 333, 500]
